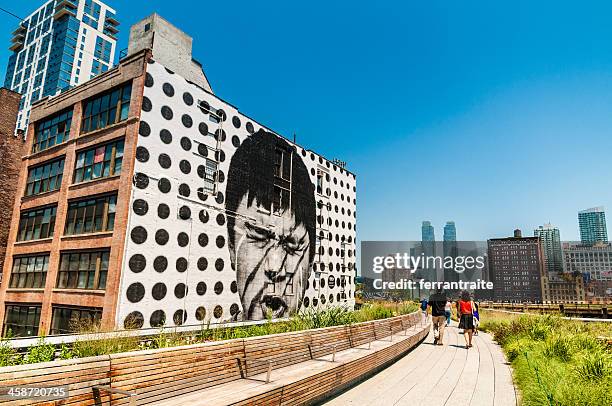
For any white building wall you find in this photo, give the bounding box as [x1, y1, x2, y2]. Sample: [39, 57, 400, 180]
[115, 59, 357, 329]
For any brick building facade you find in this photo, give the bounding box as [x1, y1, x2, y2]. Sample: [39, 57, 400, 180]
[0, 88, 24, 280]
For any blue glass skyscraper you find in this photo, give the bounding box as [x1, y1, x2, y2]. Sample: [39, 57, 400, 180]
[421, 221, 435, 242]
[443, 221, 456, 242]
[578, 207, 608, 244]
[4, 0, 118, 133]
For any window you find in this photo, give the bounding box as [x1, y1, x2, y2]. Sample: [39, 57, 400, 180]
[32, 108, 73, 153]
[203, 158, 217, 193]
[56, 250, 109, 290]
[272, 186, 290, 215]
[50, 306, 102, 335]
[3, 305, 41, 337]
[17, 206, 57, 241]
[74, 139, 124, 183]
[273, 145, 291, 214]
[274, 147, 291, 181]
[9, 254, 49, 289]
[81, 82, 132, 133]
[64, 194, 116, 236]
[144, 23, 151, 32]
[316, 170, 324, 195]
[25, 158, 64, 196]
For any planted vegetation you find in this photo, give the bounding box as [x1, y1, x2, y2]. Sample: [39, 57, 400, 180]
[480, 311, 612, 406]
[0, 302, 418, 367]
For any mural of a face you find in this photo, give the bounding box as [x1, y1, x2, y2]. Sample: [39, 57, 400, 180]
[226, 130, 315, 320]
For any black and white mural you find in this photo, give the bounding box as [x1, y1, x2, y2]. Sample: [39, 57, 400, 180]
[225, 130, 316, 320]
[116, 59, 356, 329]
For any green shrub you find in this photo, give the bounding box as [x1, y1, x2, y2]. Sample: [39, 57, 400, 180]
[0, 338, 21, 367]
[575, 352, 610, 381]
[58, 344, 74, 360]
[543, 335, 572, 361]
[23, 338, 56, 364]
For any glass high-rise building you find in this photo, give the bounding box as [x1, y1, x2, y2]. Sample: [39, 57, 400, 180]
[534, 223, 563, 274]
[443, 221, 456, 241]
[421, 221, 435, 242]
[578, 207, 608, 244]
[4, 0, 118, 133]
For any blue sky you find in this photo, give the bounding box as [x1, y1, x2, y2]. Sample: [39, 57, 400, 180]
[2, 0, 612, 241]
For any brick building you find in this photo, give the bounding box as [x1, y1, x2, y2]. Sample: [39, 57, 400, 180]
[0, 88, 24, 280]
[542, 273, 585, 303]
[488, 229, 545, 303]
[0, 17, 356, 337]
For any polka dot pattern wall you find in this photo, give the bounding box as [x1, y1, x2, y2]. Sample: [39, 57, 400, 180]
[116, 59, 356, 329]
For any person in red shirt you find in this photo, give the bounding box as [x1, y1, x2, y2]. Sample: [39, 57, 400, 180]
[456, 290, 475, 349]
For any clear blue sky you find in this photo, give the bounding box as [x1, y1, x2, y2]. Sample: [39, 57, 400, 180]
[2, 0, 612, 241]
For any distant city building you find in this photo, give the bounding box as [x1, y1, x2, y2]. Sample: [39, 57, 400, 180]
[563, 242, 612, 302]
[542, 273, 585, 303]
[421, 221, 436, 281]
[4, 0, 119, 133]
[488, 230, 544, 302]
[443, 221, 458, 284]
[578, 207, 608, 244]
[534, 223, 563, 274]
[422, 221, 435, 242]
[443, 221, 456, 242]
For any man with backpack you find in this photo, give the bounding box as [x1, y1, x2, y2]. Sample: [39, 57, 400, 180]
[428, 288, 447, 345]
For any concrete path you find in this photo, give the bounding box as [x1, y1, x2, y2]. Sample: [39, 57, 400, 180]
[323, 324, 517, 406]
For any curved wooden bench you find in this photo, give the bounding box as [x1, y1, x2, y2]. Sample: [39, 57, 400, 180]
[0, 312, 428, 405]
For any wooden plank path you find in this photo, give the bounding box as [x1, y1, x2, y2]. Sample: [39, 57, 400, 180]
[323, 325, 517, 406]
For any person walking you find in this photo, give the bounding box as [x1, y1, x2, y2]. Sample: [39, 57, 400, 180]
[428, 289, 447, 345]
[420, 297, 428, 323]
[444, 300, 452, 326]
[457, 291, 475, 349]
[473, 301, 480, 336]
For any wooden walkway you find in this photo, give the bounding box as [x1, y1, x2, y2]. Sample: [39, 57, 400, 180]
[323, 324, 517, 406]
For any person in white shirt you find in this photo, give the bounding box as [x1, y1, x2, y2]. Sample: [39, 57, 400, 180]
[444, 300, 452, 326]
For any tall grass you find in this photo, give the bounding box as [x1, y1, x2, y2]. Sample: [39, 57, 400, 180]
[480, 310, 612, 405]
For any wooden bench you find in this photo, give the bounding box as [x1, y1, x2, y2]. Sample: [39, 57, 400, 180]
[0, 355, 111, 406]
[0, 312, 427, 405]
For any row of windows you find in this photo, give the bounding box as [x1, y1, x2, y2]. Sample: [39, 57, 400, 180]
[81, 82, 131, 134]
[74, 139, 123, 183]
[17, 206, 56, 242]
[8, 254, 49, 289]
[25, 158, 64, 197]
[3, 304, 102, 337]
[57, 250, 109, 290]
[25, 139, 124, 198]
[18, 193, 117, 242]
[32, 82, 132, 154]
[32, 109, 72, 153]
[8, 250, 109, 291]
[64, 194, 116, 236]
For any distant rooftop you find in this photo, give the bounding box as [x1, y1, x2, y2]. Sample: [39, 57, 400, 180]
[579, 206, 605, 214]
